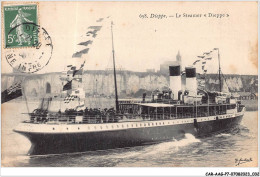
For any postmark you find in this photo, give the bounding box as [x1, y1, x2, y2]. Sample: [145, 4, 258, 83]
[5, 23, 53, 73]
[3, 4, 38, 48]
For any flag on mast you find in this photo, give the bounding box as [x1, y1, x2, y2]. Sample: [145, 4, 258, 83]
[78, 40, 93, 46]
[1, 82, 22, 104]
[96, 18, 104, 22]
[63, 80, 72, 91]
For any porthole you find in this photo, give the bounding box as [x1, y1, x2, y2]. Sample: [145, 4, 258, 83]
[122, 125, 124, 128]
[88, 126, 90, 130]
[132, 124, 134, 127]
[100, 126, 102, 129]
[152, 123, 153, 126]
[112, 125, 114, 128]
[140, 124, 142, 126]
[94, 126, 96, 129]
[156, 123, 157, 125]
[67, 128, 68, 130]
[53, 128, 55, 130]
[144, 124, 146, 126]
[148, 123, 150, 126]
[117, 125, 119, 128]
[127, 124, 128, 127]
[78, 127, 80, 130]
[163, 122, 164, 125]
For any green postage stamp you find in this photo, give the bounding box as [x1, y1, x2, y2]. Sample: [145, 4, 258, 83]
[3, 4, 38, 48]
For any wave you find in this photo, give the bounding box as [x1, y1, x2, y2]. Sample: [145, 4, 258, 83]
[215, 133, 232, 137]
[141, 133, 201, 156]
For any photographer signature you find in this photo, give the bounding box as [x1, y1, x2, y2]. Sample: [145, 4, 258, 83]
[235, 158, 252, 166]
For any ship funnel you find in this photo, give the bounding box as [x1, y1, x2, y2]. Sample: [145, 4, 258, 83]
[185, 67, 197, 96]
[169, 65, 181, 100]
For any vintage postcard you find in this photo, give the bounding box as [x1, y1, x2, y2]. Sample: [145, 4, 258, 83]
[1, 0, 258, 173]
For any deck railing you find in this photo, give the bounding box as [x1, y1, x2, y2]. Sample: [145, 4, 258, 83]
[28, 110, 229, 124]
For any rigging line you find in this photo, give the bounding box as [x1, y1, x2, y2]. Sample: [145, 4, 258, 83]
[21, 76, 30, 114]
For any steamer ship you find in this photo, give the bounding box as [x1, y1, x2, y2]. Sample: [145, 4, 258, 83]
[14, 22, 245, 155]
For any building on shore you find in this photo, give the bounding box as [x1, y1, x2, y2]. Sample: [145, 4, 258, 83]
[237, 92, 258, 100]
[159, 51, 182, 74]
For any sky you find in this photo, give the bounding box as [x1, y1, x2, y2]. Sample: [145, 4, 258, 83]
[1, 1, 258, 75]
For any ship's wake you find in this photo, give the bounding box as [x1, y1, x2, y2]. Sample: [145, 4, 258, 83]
[215, 133, 232, 137]
[141, 133, 201, 157]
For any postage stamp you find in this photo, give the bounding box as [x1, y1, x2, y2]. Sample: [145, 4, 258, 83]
[3, 4, 38, 48]
[4, 23, 53, 73]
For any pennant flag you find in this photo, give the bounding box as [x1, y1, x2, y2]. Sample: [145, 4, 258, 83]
[80, 61, 86, 69]
[63, 80, 72, 91]
[203, 52, 210, 55]
[87, 30, 98, 35]
[88, 26, 102, 31]
[205, 57, 212, 60]
[64, 95, 77, 103]
[86, 31, 97, 38]
[81, 61, 85, 67]
[96, 18, 104, 22]
[71, 66, 76, 70]
[1, 82, 22, 104]
[78, 40, 93, 46]
[197, 56, 205, 59]
[213, 48, 218, 50]
[72, 48, 89, 58]
[202, 61, 206, 64]
[67, 65, 73, 67]
[193, 60, 200, 65]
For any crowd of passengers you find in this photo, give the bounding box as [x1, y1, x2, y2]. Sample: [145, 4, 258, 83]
[64, 107, 116, 117]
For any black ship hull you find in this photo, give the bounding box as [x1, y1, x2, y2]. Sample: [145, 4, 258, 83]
[14, 114, 243, 155]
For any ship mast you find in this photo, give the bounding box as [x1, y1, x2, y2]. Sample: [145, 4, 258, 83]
[217, 48, 221, 92]
[111, 21, 119, 111]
